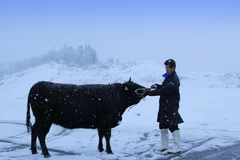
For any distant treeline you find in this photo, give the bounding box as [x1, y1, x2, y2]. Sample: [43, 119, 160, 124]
[0, 44, 119, 78]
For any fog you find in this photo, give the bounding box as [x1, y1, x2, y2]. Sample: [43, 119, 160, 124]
[1, 0, 240, 73]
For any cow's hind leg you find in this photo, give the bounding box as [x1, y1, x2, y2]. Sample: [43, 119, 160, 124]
[97, 128, 104, 152]
[38, 121, 52, 158]
[31, 119, 40, 154]
[104, 128, 113, 154]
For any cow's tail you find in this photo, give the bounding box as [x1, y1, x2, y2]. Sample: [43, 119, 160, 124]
[26, 93, 32, 133]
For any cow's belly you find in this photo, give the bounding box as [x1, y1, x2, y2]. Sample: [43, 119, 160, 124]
[51, 105, 98, 129]
[52, 111, 120, 129]
[49, 102, 119, 129]
[53, 113, 98, 129]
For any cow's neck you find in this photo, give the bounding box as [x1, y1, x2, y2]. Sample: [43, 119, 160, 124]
[119, 107, 127, 116]
[116, 106, 127, 123]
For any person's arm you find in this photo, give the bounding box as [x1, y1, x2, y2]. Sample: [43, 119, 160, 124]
[146, 76, 180, 96]
[159, 75, 180, 94]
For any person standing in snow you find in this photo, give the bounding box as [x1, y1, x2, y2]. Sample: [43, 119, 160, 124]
[144, 59, 184, 154]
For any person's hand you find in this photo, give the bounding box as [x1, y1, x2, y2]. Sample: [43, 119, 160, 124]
[151, 84, 157, 89]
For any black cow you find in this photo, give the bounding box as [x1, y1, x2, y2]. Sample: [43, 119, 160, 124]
[26, 78, 146, 158]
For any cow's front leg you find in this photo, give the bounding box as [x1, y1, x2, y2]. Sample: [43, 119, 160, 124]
[104, 128, 113, 154]
[97, 128, 104, 152]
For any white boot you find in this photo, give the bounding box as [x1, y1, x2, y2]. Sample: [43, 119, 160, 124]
[168, 130, 181, 154]
[157, 129, 169, 151]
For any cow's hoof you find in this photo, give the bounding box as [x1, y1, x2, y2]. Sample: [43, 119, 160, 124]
[41, 152, 51, 158]
[44, 154, 51, 158]
[98, 147, 104, 152]
[30, 148, 37, 154]
[106, 150, 113, 154]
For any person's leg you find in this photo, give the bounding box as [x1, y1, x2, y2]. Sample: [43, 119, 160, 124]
[168, 124, 181, 154]
[157, 123, 169, 151]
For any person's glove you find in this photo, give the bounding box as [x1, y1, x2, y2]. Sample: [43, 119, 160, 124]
[151, 84, 157, 89]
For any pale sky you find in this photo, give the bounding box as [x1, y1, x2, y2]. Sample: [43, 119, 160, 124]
[1, 0, 240, 73]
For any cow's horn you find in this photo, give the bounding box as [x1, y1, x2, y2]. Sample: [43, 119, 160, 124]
[129, 77, 131, 82]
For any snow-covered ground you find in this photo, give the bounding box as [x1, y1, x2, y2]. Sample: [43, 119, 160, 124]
[0, 61, 240, 160]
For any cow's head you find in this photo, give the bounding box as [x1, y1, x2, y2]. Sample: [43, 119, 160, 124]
[122, 77, 146, 107]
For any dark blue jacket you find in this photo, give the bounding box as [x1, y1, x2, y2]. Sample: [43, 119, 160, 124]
[148, 71, 184, 125]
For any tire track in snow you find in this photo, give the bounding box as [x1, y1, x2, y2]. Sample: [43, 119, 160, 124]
[0, 121, 74, 155]
[0, 121, 28, 139]
[0, 139, 82, 156]
[121, 131, 215, 160]
[157, 137, 215, 160]
[0, 121, 72, 140]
